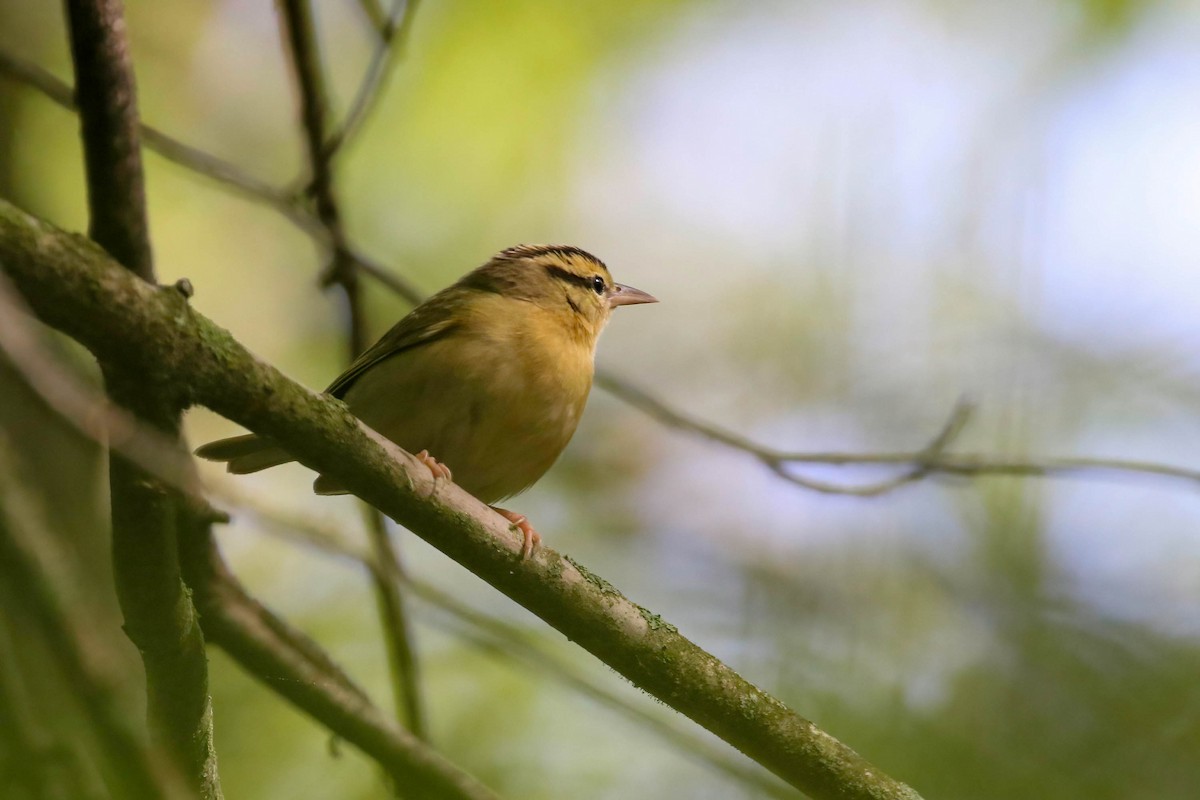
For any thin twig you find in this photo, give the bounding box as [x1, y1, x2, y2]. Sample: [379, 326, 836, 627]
[347, 244, 425, 305]
[278, 0, 428, 741]
[363, 505, 428, 736]
[596, 373, 1200, 493]
[322, 0, 420, 164]
[0, 49, 311, 233]
[757, 398, 974, 497]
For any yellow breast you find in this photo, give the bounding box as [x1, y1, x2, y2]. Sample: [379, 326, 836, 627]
[341, 293, 595, 503]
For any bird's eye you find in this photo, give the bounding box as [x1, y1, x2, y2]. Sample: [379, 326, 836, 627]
[591, 275, 605, 294]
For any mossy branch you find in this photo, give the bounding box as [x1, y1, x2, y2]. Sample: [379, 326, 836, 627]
[0, 198, 922, 800]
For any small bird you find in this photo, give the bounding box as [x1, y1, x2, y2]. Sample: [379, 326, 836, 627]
[196, 244, 657, 558]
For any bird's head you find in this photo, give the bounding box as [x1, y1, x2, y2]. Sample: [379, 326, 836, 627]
[464, 244, 657, 344]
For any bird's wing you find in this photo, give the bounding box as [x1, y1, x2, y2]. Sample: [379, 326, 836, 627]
[325, 290, 464, 399]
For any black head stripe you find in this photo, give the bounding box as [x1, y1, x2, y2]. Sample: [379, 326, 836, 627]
[545, 264, 597, 291]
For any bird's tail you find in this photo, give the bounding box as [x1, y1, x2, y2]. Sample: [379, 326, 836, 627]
[194, 433, 295, 474]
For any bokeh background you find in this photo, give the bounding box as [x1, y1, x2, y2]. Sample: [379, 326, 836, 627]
[3, 0, 1200, 797]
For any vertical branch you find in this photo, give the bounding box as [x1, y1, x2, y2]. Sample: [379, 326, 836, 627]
[63, 0, 152, 278]
[279, 0, 427, 739]
[364, 506, 428, 735]
[62, 0, 221, 795]
[277, 0, 362, 346]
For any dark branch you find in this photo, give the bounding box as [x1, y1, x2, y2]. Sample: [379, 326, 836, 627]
[64, 0, 152, 277]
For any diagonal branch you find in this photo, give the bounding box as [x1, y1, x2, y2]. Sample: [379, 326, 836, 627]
[177, 519, 499, 800]
[0, 288, 793, 798]
[0, 269, 500, 800]
[0, 198, 924, 800]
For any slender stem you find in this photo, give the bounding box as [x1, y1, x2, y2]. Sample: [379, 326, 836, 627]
[365, 507, 429, 737]
[278, 0, 427, 741]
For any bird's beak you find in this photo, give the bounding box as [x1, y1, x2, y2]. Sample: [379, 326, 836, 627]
[608, 283, 658, 308]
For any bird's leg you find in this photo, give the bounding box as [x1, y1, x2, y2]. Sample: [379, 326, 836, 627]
[492, 507, 540, 560]
[415, 449, 452, 495]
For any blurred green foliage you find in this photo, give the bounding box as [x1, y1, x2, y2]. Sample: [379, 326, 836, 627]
[3, 0, 1199, 798]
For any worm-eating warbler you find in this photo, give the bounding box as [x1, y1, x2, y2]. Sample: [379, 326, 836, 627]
[196, 244, 656, 557]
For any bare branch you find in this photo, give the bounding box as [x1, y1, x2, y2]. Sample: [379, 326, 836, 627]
[0, 198, 923, 800]
[64, 0, 152, 278]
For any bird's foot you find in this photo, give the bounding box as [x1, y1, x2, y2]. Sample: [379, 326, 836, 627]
[415, 449, 452, 495]
[492, 507, 540, 560]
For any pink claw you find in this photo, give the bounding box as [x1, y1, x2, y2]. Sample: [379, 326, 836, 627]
[415, 449, 453, 485]
[492, 507, 541, 560]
